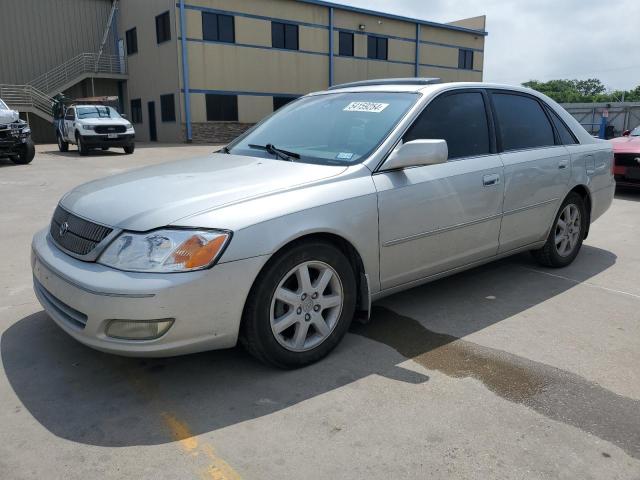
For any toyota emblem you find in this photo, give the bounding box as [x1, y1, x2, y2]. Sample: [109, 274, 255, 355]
[59, 221, 69, 237]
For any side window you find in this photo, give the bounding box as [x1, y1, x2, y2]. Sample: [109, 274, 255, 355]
[492, 93, 555, 151]
[130, 99, 143, 124]
[65, 108, 75, 120]
[339, 31, 354, 57]
[272, 22, 298, 50]
[367, 35, 388, 60]
[206, 94, 238, 121]
[404, 92, 491, 160]
[202, 12, 235, 43]
[125, 28, 138, 55]
[548, 108, 578, 145]
[155, 11, 171, 44]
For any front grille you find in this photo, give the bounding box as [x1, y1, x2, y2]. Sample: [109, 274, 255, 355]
[34, 278, 87, 329]
[614, 153, 640, 168]
[95, 125, 126, 134]
[50, 205, 113, 256]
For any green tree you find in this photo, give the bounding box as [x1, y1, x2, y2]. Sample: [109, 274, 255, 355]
[522, 79, 640, 103]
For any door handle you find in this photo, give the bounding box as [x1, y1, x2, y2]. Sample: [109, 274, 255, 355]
[483, 173, 500, 186]
[558, 159, 569, 169]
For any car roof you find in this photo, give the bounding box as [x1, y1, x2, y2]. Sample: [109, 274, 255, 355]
[316, 80, 537, 96]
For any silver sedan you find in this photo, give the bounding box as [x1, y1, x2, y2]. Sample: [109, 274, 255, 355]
[31, 79, 615, 367]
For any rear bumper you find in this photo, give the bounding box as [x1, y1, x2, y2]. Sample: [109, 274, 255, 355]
[81, 133, 135, 148]
[31, 228, 269, 357]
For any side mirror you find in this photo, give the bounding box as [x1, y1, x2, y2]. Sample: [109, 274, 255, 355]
[120, 113, 128, 119]
[622, 130, 631, 137]
[382, 139, 448, 171]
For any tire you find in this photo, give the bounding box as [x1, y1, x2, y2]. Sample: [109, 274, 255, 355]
[11, 139, 35, 165]
[241, 241, 357, 368]
[77, 134, 88, 156]
[101, 146, 109, 151]
[57, 133, 69, 152]
[531, 192, 587, 268]
[123, 144, 135, 154]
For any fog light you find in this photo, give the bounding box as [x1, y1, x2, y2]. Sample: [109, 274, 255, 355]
[106, 319, 174, 340]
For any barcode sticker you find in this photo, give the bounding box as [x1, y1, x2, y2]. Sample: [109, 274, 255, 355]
[343, 102, 389, 113]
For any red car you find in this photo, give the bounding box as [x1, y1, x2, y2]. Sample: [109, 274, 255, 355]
[611, 125, 640, 187]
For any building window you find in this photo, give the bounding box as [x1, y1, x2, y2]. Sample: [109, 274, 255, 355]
[130, 99, 143, 123]
[202, 12, 235, 43]
[160, 94, 176, 122]
[339, 31, 354, 56]
[156, 11, 171, 44]
[458, 49, 474, 70]
[272, 22, 299, 50]
[273, 96, 297, 111]
[367, 35, 387, 60]
[206, 94, 238, 121]
[125, 28, 138, 55]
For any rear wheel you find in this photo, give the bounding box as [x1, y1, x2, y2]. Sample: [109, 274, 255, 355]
[531, 192, 586, 267]
[241, 241, 356, 368]
[11, 139, 35, 165]
[57, 133, 69, 152]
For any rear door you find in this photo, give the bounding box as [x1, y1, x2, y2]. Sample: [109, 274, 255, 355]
[374, 89, 504, 290]
[490, 91, 571, 253]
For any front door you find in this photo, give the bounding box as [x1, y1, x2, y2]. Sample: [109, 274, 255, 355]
[148, 101, 157, 141]
[489, 91, 571, 253]
[63, 107, 75, 141]
[375, 90, 504, 290]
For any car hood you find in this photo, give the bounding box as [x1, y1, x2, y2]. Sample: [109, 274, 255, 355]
[60, 154, 347, 231]
[0, 108, 19, 124]
[610, 136, 640, 152]
[77, 117, 129, 125]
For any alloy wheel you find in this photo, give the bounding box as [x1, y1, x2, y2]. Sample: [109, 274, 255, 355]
[270, 261, 344, 352]
[555, 204, 581, 257]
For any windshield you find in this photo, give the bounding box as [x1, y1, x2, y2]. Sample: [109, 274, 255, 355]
[76, 106, 121, 120]
[228, 92, 419, 165]
[0, 99, 8, 110]
[632, 126, 640, 136]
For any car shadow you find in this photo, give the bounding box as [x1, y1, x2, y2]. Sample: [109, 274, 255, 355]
[3, 245, 632, 454]
[615, 185, 640, 201]
[42, 149, 127, 157]
[0, 157, 22, 168]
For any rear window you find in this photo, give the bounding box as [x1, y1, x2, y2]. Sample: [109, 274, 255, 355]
[492, 93, 555, 151]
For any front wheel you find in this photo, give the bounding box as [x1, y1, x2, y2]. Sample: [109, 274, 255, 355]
[531, 192, 587, 268]
[77, 135, 88, 156]
[11, 138, 35, 164]
[123, 144, 135, 154]
[241, 241, 356, 368]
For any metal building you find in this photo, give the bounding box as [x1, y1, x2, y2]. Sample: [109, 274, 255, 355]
[0, 0, 487, 143]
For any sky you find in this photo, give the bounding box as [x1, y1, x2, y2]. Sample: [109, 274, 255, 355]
[337, 0, 640, 91]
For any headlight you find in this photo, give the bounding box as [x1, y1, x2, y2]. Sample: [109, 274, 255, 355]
[82, 125, 95, 130]
[21, 127, 31, 135]
[124, 121, 133, 128]
[98, 229, 231, 272]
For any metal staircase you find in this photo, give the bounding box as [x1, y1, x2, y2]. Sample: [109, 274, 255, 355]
[1, 53, 127, 123]
[0, 84, 54, 122]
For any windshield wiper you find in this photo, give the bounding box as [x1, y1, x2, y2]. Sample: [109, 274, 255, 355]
[248, 143, 300, 162]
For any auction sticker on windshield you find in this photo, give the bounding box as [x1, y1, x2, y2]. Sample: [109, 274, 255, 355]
[343, 102, 389, 113]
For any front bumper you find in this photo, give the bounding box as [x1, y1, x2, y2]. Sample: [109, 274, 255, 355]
[81, 133, 135, 148]
[31, 228, 268, 357]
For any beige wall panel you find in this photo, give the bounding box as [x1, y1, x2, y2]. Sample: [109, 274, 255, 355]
[334, 57, 413, 85]
[300, 26, 329, 54]
[334, 10, 415, 39]
[388, 39, 415, 63]
[420, 44, 458, 68]
[188, 0, 328, 26]
[185, 8, 203, 39]
[188, 43, 328, 94]
[421, 25, 484, 50]
[238, 95, 274, 123]
[474, 51, 484, 71]
[188, 92, 208, 123]
[354, 33, 367, 58]
[236, 17, 271, 46]
[119, 0, 182, 142]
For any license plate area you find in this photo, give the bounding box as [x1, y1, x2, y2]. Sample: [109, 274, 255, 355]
[107, 133, 118, 139]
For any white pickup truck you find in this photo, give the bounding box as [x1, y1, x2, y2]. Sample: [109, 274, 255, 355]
[57, 104, 135, 155]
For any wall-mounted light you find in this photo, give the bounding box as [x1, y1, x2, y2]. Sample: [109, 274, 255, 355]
[358, 24, 366, 31]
